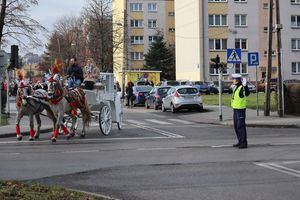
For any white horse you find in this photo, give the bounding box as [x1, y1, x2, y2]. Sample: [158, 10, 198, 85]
[15, 81, 57, 141]
[47, 74, 91, 142]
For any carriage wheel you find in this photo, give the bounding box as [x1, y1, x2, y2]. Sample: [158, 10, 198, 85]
[117, 111, 123, 130]
[99, 105, 112, 136]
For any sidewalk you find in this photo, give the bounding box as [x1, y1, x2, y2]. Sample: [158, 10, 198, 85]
[180, 105, 300, 128]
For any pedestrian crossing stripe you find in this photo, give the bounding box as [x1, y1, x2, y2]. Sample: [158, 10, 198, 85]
[227, 49, 241, 62]
[145, 119, 172, 125]
[125, 119, 195, 125]
[168, 119, 194, 125]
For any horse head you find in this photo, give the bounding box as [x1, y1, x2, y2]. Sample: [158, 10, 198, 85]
[17, 80, 33, 106]
[47, 74, 63, 98]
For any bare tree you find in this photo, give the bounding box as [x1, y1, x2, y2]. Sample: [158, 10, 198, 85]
[0, 0, 46, 49]
[83, 0, 114, 72]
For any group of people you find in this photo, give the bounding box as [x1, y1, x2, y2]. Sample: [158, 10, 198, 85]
[66, 57, 99, 90]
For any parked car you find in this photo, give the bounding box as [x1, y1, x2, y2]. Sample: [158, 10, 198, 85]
[247, 82, 256, 93]
[145, 86, 172, 110]
[206, 82, 219, 94]
[157, 80, 180, 87]
[258, 78, 277, 92]
[162, 86, 203, 113]
[213, 81, 233, 94]
[192, 81, 210, 94]
[127, 85, 153, 106]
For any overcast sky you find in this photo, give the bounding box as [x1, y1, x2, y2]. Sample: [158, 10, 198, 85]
[28, 0, 87, 55]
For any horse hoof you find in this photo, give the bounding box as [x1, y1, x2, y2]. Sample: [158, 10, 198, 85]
[66, 134, 72, 140]
[80, 134, 85, 138]
[70, 132, 76, 137]
[34, 135, 39, 139]
[17, 135, 22, 141]
[51, 137, 57, 142]
[29, 137, 34, 141]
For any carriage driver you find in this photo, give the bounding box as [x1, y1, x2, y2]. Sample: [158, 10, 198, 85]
[67, 57, 83, 88]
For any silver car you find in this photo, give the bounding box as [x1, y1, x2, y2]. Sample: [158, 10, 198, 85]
[162, 86, 203, 113]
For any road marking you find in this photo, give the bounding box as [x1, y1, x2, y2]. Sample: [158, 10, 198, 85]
[137, 147, 176, 151]
[255, 162, 300, 178]
[211, 145, 232, 148]
[125, 119, 147, 125]
[168, 119, 194, 125]
[145, 119, 172, 125]
[131, 124, 184, 138]
[62, 150, 100, 154]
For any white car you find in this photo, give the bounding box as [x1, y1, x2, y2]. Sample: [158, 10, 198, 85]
[161, 86, 203, 113]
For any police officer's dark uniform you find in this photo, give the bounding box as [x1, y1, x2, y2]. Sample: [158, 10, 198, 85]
[231, 74, 250, 149]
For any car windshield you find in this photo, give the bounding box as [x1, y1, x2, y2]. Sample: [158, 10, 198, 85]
[157, 87, 171, 95]
[177, 88, 198, 94]
[167, 81, 180, 86]
[135, 86, 153, 92]
[194, 81, 204, 85]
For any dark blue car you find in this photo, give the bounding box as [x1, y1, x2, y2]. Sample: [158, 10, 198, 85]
[131, 85, 153, 106]
[145, 86, 172, 110]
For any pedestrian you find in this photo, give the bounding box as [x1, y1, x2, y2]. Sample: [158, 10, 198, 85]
[83, 58, 99, 90]
[115, 81, 121, 92]
[67, 57, 83, 88]
[126, 80, 134, 108]
[1, 80, 7, 114]
[231, 74, 250, 149]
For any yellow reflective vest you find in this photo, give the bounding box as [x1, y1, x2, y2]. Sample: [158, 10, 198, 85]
[231, 85, 247, 109]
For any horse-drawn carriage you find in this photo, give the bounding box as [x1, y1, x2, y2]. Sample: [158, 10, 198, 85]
[15, 72, 122, 141]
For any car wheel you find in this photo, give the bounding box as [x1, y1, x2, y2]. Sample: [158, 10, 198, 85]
[171, 104, 177, 113]
[161, 103, 166, 112]
[154, 102, 158, 110]
[145, 101, 150, 109]
[198, 106, 203, 112]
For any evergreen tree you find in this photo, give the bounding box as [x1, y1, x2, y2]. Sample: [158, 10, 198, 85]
[144, 35, 175, 80]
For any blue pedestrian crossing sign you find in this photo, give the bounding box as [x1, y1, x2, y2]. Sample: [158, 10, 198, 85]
[248, 52, 259, 66]
[227, 48, 241, 64]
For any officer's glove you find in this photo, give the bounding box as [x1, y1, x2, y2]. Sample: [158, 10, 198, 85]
[242, 78, 247, 86]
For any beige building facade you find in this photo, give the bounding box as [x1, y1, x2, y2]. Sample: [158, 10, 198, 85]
[113, 0, 175, 84]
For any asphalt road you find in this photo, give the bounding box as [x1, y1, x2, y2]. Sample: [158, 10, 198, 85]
[1, 107, 300, 200]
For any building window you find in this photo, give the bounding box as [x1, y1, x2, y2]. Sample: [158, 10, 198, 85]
[292, 39, 300, 50]
[235, 63, 248, 74]
[291, 0, 300, 4]
[168, 12, 175, 16]
[234, 0, 247, 2]
[235, 14, 247, 27]
[149, 36, 158, 43]
[291, 15, 300, 28]
[131, 36, 144, 44]
[148, 19, 157, 28]
[148, 3, 157, 12]
[292, 62, 300, 74]
[131, 52, 144, 60]
[209, 39, 227, 51]
[169, 28, 175, 32]
[235, 38, 248, 50]
[264, 50, 276, 56]
[208, 0, 227, 2]
[130, 3, 143, 12]
[130, 20, 143, 28]
[209, 15, 227, 26]
[263, 3, 268, 9]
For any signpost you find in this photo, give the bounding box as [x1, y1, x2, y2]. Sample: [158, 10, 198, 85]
[248, 52, 260, 116]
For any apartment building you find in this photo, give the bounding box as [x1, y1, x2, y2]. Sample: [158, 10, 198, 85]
[175, 0, 300, 82]
[113, 0, 175, 83]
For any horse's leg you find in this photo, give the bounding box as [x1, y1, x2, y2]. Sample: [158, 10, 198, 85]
[34, 114, 41, 139]
[69, 114, 77, 137]
[52, 111, 68, 142]
[15, 111, 24, 141]
[29, 114, 35, 141]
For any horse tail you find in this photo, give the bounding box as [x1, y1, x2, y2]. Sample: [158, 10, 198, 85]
[82, 100, 91, 127]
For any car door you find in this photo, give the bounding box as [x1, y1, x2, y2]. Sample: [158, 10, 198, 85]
[147, 89, 155, 108]
[163, 87, 175, 109]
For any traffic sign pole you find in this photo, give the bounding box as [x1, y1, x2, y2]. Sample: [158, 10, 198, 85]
[255, 65, 259, 116]
[218, 68, 222, 121]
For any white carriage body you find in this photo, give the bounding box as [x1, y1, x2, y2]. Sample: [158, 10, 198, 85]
[83, 73, 122, 135]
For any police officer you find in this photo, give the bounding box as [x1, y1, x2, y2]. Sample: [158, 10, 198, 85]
[231, 74, 250, 149]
